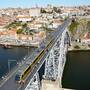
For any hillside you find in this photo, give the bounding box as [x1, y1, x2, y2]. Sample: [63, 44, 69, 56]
[69, 17, 90, 40]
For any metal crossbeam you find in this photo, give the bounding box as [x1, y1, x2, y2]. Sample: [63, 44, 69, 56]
[44, 27, 70, 85]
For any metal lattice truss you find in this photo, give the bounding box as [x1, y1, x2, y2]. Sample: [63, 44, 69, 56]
[44, 28, 69, 80]
[25, 72, 40, 90]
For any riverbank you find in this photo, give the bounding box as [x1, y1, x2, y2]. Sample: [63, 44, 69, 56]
[68, 41, 90, 51]
[0, 39, 41, 48]
[0, 44, 37, 49]
[0, 43, 39, 48]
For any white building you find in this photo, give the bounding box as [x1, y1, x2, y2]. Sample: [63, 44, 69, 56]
[29, 8, 41, 17]
[16, 15, 33, 22]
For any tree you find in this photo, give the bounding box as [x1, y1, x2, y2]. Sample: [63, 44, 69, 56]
[22, 23, 27, 29]
[22, 23, 28, 34]
[53, 7, 61, 13]
[69, 21, 79, 35]
[77, 19, 87, 38]
[16, 29, 23, 34]
[69, 21, 79, 40]
[57, 9, 61, 13]
[53, 7, 57, 13]
[87, 21, 90, 31]
[29, 30, 35, 40]
[74, 45, 80, 49]
[40, 8, 47, 13]
[5, 21, 22, 29]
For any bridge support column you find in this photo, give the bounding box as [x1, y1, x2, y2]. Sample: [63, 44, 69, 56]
[44, 37, 62, 80]
[43, 28, 69, 88]
[53, 40, 61, 78]
[58, 28, 69, 78]
[57, 28, 69, 88]
[44, 48, 56, 79]
[25, 72, 40, 90]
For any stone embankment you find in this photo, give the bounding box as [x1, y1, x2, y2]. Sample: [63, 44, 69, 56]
[68, 42, 90, 51]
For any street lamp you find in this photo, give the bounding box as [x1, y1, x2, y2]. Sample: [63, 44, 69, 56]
[8, 60, 17, 72]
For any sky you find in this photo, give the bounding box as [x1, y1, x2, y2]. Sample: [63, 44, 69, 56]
[0, 0, 90, 8]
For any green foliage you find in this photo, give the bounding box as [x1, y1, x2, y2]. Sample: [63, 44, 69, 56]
[74, 45, 80, 49]
[53, 7, 57, 12]
[87, 21, 90, 31]
[57, 9, 61, 13]
[22, 23, 27, 28]
[87, 21, 90, 25]
[40, 8, 47, 13]
[69, 21, 79, 33]
[29, 31, 34, 35]
[41, 8, 53, 14]
[16, 29, 23, 34]
[69, 18, 90, 39]
[64, 16, 69, 21]
[53, 7, 61, 13]
[5, 21, 22, 29]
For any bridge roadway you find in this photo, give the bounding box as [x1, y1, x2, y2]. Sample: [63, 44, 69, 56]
[0, 19, 70, 90]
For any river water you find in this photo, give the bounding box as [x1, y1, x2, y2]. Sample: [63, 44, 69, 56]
[0, 46, 35, 79]
[62, 50, 90, 90]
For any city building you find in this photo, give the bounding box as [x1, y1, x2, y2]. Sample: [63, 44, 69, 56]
[16, 15, 33, 22]
[29, 8, 41, 17]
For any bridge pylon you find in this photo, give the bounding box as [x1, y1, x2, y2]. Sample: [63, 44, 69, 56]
[25, 72, 40, 90]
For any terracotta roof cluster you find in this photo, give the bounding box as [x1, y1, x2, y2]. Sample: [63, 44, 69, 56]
[0, 17, 8, 26]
